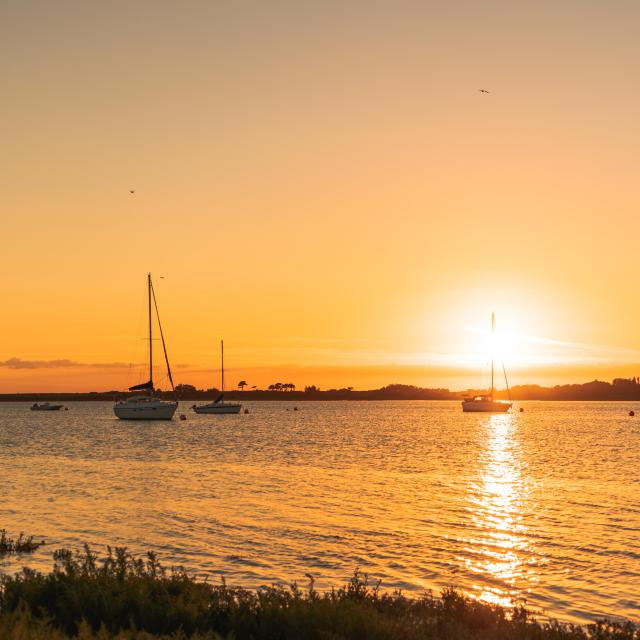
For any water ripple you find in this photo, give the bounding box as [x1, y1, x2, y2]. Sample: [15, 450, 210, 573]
[0, 400, 638, 623]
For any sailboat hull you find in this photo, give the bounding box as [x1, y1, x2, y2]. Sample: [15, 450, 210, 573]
[114, 398, 178, 420]
[462, 400, 512, 413]
[193, 403, 241, 414]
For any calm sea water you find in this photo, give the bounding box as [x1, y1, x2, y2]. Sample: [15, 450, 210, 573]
[0, 401, 638, 623]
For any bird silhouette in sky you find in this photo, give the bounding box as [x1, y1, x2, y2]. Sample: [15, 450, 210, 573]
[129, 189, 135, 194]
[479, 89, 490, 94]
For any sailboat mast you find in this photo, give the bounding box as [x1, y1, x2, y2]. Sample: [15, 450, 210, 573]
[491, 312, 495, 399]
[148, 273, 153, 392]
[221, 340, 225, 394]
[150, 279, 175, 394]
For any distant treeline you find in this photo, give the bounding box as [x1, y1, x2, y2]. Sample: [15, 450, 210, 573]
[5, 377, 640, 401]
[504, 377, 640, 401]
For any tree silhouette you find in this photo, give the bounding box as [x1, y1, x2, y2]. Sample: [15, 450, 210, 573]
[238, 380, 247, 391]
[175, 384, 197, 394]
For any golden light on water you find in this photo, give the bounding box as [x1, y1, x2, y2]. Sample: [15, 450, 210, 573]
[463, 413, 533, 608]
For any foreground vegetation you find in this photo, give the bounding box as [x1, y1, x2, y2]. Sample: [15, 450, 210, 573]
[0, 546, 637, 639]
[0, 530, 44, 557]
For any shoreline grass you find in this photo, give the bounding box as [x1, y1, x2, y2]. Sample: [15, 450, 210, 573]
[0, 545, 637, 639]
[0, 530, 44, 557]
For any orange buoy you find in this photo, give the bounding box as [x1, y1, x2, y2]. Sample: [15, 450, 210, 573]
[244, 409, 249, 414]
[519, 407, 524, 413]
[293, 407, 298, 411]
[629, 410, 635, 417]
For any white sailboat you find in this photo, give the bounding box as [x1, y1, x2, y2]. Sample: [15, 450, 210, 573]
[192, 340, 242, 415]
[462, 313, 513, 413]
[114, 274, 178, 420]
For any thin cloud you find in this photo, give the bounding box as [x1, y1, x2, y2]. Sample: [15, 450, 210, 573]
[0, 357, 193, 371]
[464, 327, 640, 361]
[0, 358, 133, 370]
[281, 336, 372, 345]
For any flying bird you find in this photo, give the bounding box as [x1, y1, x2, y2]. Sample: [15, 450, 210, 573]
[479, 89, 490, 94]
[129, 189, 135, 194]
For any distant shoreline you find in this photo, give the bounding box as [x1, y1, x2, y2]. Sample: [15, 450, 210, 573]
[4, 378, 640, 401]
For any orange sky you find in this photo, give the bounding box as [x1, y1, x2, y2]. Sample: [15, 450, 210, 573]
[2, 1, 640, 392]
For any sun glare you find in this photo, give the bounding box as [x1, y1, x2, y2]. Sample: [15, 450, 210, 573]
[460, 314, 540, 373]
[409, 287, 565, 379]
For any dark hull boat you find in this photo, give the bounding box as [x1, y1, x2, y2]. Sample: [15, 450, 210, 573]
[31, 403, 64, 411]
[192, 340, 242, 415]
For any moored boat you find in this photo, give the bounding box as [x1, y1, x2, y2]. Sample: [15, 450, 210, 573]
[192, 340, 242, 415]
[462, 313, 513, 413]
[193, 396, 242, 414]
[461, 395, 511, 412]
[114, 274, 178, 421]
[114, 396, 178, 420]
[31, 402, 64, 411]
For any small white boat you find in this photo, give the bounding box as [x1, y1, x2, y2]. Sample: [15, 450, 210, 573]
[31, 402, 64, 411]
[114, 274, 178, 421]
[193, 340, 242, 415]
[462, 313, 513, 413]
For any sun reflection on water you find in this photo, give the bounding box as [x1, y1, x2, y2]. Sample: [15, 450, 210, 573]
[463, 413, 533, 608]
